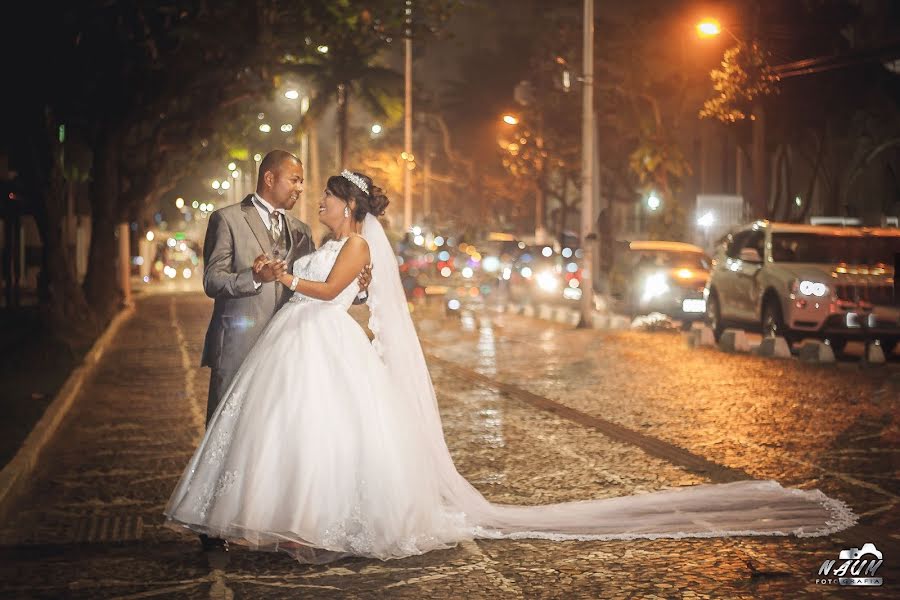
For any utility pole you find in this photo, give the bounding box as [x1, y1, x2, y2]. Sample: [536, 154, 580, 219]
[578, 0, 595, 328]
[403, 0, 414, 230]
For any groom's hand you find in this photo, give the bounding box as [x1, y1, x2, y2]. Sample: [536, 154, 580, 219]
[252, 254, 287, 283]
[357, 264, 373, 292]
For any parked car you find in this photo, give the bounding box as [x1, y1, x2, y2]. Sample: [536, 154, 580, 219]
[608, 240, 710, 325]
[704, 221, 900, 353]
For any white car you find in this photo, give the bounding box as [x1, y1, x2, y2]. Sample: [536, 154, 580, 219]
[704, 221, 900, 353]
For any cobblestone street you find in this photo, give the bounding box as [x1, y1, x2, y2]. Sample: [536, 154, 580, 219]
[1, 292, 897, 599]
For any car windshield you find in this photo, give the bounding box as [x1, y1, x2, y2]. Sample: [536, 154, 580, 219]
[771, 233, 900, 264]
[630, 250, 710, 271]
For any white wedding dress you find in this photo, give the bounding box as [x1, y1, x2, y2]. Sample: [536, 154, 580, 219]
[165, 216, 857, 564]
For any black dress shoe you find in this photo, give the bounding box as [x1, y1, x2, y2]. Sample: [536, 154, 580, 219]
[199, 534, 229, 552]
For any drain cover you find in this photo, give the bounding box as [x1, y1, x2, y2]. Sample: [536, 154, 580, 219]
[68, 515, 144, 543]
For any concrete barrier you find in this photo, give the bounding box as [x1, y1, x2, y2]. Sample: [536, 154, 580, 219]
[757, 336, 792, 358]
[592, 313, 610, 329]
[608, 315, 631, 330]
[718, 328, 751, 353]
[798, 340, 835, 363]
[686, 325, 715, 348]
[865, 342, 886, 365]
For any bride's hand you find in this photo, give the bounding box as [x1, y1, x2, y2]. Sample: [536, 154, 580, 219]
[357, 264, 373, 292]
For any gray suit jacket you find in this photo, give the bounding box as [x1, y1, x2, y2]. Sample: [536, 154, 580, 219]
[201, 195, 314, 378]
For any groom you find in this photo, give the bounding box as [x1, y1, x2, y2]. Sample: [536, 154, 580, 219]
[201, 149, 309, 429]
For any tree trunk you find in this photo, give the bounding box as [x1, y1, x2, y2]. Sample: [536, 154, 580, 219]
[22, 114, 96, 338]
[34, 149, 96, 339]
[83, 129, 123, 323]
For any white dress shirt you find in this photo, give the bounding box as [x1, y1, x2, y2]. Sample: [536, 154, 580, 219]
[252, 193, 285, 231]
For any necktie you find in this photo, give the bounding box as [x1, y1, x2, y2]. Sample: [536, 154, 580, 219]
[270, 210, 283, 240]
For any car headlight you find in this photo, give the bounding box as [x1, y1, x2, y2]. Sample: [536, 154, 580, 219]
[641, 272, 669, 302]
[536, 271, 559, 292]
[797, 280, 828, 297]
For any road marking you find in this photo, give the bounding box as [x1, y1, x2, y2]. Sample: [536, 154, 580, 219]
[425, 353, 752, 484]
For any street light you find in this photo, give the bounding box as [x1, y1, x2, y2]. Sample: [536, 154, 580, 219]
[221, 180, 231, 190]
[175, 197, 184, 209]
[647, 194, 661, 211]
[227, 162, 236, 171]
[696, 18, 741, 43]
[317, 45, 329, 54]
[284, 89, 300, 100]
[259, 123, 271, 133]
[696, 19, 721, 38]
[212, 180, 221, 190]
[502, 114, 519, 125]
[371, 123, 383, 135]
[280, 124, 293, 133]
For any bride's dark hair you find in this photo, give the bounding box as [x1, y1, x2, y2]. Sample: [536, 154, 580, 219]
[326, 172, 390, 221]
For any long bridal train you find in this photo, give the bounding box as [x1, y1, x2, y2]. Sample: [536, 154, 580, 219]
[164, 213, 857, 564]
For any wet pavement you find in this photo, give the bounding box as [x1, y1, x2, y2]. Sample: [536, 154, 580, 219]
[0, 292, 897, 598]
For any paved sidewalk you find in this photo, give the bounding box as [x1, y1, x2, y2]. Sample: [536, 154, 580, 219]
[0, 293, 895, 599]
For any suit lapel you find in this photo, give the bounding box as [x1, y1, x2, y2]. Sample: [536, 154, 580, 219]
[241, 195, 273, 256]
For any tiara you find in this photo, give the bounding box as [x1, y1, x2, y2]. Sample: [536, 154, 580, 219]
[341, 170, 368, 194]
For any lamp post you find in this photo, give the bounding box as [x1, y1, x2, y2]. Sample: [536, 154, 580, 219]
[578, 0, 595, 328]
[403, 0, 414, 230]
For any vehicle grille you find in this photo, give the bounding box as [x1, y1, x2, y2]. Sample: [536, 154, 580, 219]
[835, 283, 895, 305]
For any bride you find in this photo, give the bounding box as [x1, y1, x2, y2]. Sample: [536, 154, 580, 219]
[165, 170, 856, 564]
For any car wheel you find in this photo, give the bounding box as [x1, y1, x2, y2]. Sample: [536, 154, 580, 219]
[826, 337, 847, 355]
[706, 292, 724, 341]
[762, 298, 793, 349]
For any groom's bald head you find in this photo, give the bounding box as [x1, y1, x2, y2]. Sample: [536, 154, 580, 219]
[257, 150, 302, 190]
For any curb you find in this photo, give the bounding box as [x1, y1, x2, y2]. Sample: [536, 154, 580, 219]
[0, 304, 136, 516]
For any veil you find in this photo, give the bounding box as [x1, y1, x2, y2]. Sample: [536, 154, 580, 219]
[361, 213, 857, 541]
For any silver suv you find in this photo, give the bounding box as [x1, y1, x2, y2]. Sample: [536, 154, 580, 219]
[704, 221, 900, 354]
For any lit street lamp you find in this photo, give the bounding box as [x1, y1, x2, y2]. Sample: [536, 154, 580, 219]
[502, 114, 519, 125]
[212, 180, 221, 190]
[284, 89, 300, 100]
[696, 19, 721, 38]
[647, 194, 661, 211]
[175, 197, 184, 209]
[259, 123, 271, 133]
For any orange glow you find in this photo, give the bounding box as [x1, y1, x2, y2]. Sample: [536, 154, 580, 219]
[696, 19, 721, 38]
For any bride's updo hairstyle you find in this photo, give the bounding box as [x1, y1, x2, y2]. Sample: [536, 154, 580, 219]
[326, 171, 390, 222]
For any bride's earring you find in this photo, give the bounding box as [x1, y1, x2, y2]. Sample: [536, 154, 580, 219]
[344, 206, 350, 218]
